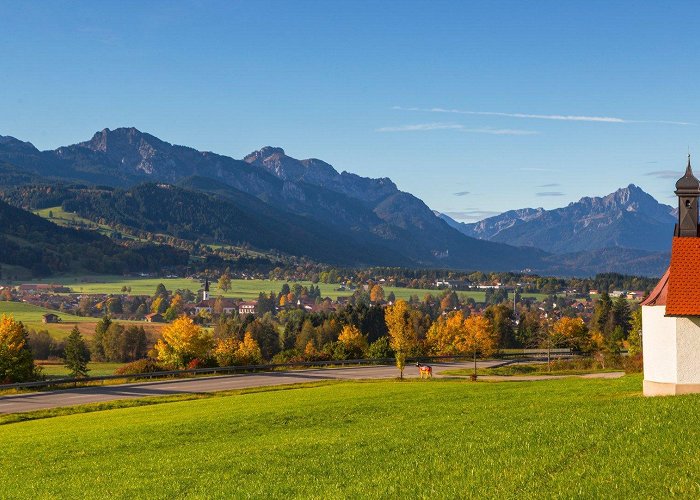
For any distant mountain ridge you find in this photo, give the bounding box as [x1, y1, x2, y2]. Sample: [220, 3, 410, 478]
[0, 128, 546, 272]
[439, 184, 676, 254]
[0, 128, 671, 276]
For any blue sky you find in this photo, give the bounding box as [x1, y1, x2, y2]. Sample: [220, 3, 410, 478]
[2, 0, 700, 221]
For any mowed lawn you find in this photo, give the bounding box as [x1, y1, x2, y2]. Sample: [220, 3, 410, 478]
[13, 275, 551, 302]
[1, 375, 699, 498]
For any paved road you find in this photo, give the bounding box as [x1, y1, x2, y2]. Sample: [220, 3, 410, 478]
[0, 360, 503, 414]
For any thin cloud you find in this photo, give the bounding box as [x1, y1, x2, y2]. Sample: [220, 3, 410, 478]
[461, 128, 538, 135]
[376, 123, 464, 132]
[536, 191, 565, 197]
[444, 210, 500, 221]
[393, 106, 694, 126]
[646, 170, 681, 179]
[519, 167, 558, 172]
[376, 123, 537, 135]
[453, 191, 470, 196]
[537, 183, 560, 188]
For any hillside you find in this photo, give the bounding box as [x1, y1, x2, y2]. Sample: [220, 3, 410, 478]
[0, 198, 187, 277]
[441, 185, 676, 254]
[0, 128, 546, 272]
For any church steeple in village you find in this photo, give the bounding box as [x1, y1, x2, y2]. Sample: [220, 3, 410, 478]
[203, 278, 210, 301]
[674, 154, 700, 237]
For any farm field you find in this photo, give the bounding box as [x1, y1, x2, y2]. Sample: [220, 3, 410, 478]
[1, 375, 699, 498]
[0, 302, 163, 339]
[7, 275, 551, 302]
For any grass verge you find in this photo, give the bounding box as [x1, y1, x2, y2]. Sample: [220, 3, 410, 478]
[2, 375, 700, 498]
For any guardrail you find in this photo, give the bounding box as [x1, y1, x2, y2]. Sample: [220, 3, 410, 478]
[0, 349, 577, 391]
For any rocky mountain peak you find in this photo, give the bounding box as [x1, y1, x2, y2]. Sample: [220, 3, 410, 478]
[243, 146, 286, 165]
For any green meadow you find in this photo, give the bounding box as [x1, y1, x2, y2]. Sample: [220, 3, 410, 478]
[1, 375, 698, 498]
[9, 275, 550, 302]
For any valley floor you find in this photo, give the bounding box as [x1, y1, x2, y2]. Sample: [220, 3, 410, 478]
[0, 374, 698, 498]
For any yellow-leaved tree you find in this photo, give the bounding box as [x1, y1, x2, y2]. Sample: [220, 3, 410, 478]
[453, 315, 495, 380]
[337, 324, 368, 358]
[155, 315, 213, 368]
[426, 310, 469, 355]
[385, 300, 417, 379]
[0, 314, 38, 383]
[552, 316, 588, 352]
[213, 337, 239, 367]
[235, 332, 262, 365]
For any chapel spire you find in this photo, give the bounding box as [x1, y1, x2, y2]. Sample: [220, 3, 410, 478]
[675, 154, 700, 237]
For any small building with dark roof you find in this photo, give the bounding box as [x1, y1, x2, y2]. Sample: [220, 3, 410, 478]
[42, 313, 61, 324]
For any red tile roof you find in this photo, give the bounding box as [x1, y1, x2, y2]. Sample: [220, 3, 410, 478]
[641, 267, 669, 307]
[665, 237, 700, 316]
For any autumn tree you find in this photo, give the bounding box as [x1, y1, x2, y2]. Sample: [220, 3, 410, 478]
[385, 300, 418, 379]
[426, 311, 466, 355]
[235, 332, 263, 365]
[164, 294, 184, 321]
[628, 308, 643, 356]
[64, 326, 90, 378]
[552, 316, 588, 353]
[370, 285, 385, 304]
[218, 270, 232, 293]
[0, 314, 39, 383]
[453, 315, 496, 380]
[337, 324, 368, 358]
[155, 315, 214, 368]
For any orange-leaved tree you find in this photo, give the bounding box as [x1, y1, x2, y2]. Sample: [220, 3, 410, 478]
[370, 285, 385, 304]
[0, 314, 39, 383]
[155, 315, 213, 368]
[385, 300, 417, 379]
[453, 315, 496, 380]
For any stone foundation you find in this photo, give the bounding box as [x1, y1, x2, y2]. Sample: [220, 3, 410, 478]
[643, 379, 700, 396]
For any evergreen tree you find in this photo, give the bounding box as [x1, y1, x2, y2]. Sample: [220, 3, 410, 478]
[611, 295, 631, 338]
[92, 316, 111, 361]
[64, 326, 90, 378]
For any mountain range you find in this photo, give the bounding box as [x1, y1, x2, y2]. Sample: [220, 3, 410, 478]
[438, 184, 676, 254]
[0, 127, 673, 276]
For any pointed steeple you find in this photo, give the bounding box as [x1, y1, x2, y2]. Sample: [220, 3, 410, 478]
[676, 154, 700, 192]
[675, 154, 700, 237]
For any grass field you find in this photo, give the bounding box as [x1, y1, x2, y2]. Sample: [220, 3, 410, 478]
[9, 274, 551, 302]
[442, 362, 620, 377]
[1, 375, 698, 498]
[36, 362, 126, 378]
[0, 302, 163, 339]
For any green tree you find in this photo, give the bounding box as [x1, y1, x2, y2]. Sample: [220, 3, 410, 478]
[64, 326, 90, 378]
[92, 316, 111, 361]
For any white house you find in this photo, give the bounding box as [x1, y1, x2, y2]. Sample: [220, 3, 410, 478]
[642, 157, 700, 396]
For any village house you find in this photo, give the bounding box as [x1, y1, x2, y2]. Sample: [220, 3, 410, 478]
[238, 301, 257, 316]
[42, 313, 60, 324]
[642, 157, 700, 396]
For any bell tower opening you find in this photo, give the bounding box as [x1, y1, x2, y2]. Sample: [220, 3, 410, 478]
[674, 155, 700, 237]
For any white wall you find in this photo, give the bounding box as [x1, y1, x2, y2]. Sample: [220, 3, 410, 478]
[643, 305, 678, 384]
[675, 317, 700, 384]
